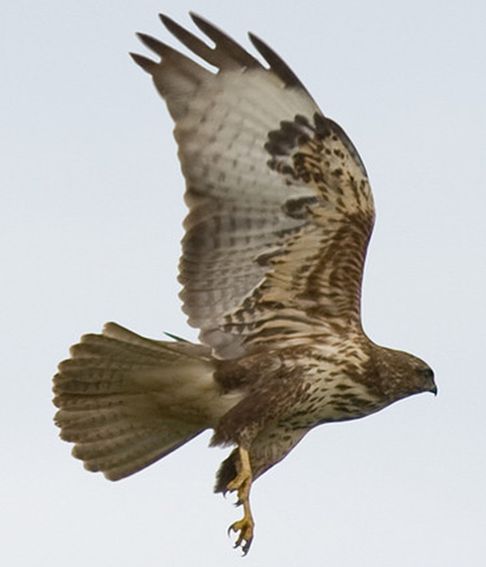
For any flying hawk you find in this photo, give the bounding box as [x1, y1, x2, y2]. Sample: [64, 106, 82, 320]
[53, 13, 437, 554]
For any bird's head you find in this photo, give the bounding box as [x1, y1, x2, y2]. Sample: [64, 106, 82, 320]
[371, 346, 437, 402]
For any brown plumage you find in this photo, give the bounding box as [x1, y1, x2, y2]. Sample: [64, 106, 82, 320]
[53, 13, 436, 554]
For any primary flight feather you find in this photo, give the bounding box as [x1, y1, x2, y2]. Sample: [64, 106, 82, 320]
[53, 13, 436, 554]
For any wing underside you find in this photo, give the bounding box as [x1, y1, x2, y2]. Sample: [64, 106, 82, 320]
[132, 14, 375, 358]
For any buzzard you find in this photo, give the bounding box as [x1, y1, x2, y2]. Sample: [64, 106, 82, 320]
[53, 13, 437, 554]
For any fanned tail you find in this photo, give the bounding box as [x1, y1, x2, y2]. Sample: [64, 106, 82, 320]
[53, 322, 215, 480]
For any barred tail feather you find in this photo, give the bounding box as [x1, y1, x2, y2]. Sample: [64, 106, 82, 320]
[53, 322, 215, 480]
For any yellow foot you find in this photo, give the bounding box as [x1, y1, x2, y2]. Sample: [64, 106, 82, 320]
[228, 515, 254, 555]
[226, 447, 255, 554]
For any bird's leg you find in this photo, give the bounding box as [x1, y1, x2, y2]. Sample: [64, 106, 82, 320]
[226, 446, 255, 554]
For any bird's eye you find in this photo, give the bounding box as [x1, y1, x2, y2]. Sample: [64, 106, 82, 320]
[421, 367, 434, 379]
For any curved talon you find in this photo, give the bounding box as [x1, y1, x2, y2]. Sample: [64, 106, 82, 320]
[228, 517, 254, 555]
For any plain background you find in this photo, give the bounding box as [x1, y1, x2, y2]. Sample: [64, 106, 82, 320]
[2, 1, 485, 565]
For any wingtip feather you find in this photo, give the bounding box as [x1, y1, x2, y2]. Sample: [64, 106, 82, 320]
[129, 52, 156, 73]
[159, 13, 176, 29]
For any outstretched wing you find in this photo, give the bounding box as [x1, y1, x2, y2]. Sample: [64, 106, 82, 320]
[131, 14, 375, 359]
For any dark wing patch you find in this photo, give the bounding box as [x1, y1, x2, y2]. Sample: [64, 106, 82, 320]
[266, 112, 371, 214]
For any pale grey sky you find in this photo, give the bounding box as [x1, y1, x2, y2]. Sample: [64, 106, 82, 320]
[2, 1, 485, 565]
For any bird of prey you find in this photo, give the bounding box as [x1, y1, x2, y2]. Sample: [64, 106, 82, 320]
[53, 13, 437, 554]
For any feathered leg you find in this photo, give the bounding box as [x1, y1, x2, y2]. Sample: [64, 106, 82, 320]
[211, 373, 308, 553]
